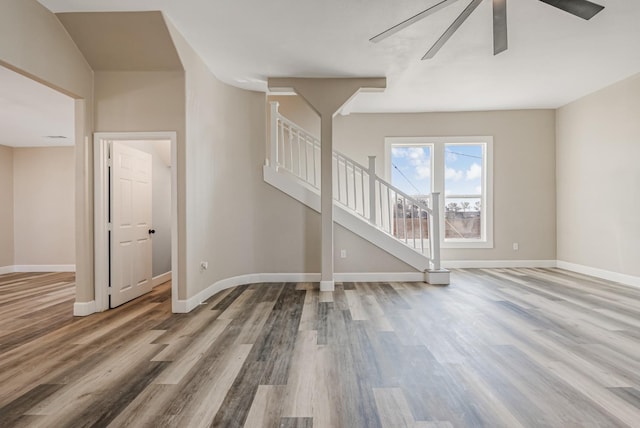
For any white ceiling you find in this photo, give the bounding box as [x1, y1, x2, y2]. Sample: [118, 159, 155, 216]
[36, 0, 640, 112]
[0, 66, 75, 147]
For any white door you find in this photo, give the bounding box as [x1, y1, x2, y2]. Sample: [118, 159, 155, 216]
[110, 142, 153, 308]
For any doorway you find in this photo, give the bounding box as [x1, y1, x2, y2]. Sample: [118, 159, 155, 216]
[94, 132, 178, 311]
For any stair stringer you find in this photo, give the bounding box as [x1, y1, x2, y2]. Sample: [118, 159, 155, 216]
[264, 166, 431, 272]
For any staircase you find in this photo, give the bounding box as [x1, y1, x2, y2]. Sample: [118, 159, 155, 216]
[264, 102, 449, 284]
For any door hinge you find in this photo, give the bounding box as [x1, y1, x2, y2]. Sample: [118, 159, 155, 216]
[107, 222, 112, 231]
[107, 158, 112, 167]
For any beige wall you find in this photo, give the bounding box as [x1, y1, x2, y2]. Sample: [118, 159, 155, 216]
[334, 225, 413, 272]
[0, 0, 94, 299]
[557, 73, 640, 277]
[332, 110, 557, 262]
[0, 145, 14, 268]
[12, 147, 75, 265]
[94, 71, 185, 133]
[168, 20, 319, 298]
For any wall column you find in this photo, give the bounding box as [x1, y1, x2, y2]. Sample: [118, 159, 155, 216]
[319, 114, 333, 290]
[268, 78, 386, 291]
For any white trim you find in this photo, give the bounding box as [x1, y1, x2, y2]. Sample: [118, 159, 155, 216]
[334, 272, 424, 282]
[94, 132, 179, 313]
[425, 269, 450, 285]
[12, 265, 76, 272]
[385, 136, 494, 250]
[173, 271, 434, 313]
[73, 300, 96, 317]
[173, 273, 321, 313]
[320, 280, 335, 291]
[443, 260, 557, 269]
[263, 165, 321, 211]
[153, 271, 172, 287]
[557, 261, 640, 289]
[0, 266, 14, 275]
[93, 137, 110, 312]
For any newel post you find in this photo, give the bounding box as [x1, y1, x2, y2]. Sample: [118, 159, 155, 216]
[368, 156, 377, 224]
[430, 192, 441, 271]
[269, 101, 279, 168]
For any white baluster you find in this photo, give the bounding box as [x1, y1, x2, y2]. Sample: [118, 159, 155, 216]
[288, 125, 294, 173]
[419, 208, 424, 254]
[336, 155, 341, 202]
[312, 142, 318, 188]
[360, 168, 365, 216]
[269, 102, 279, 169]
[379, 182, 384, 230]
[352, 163, 357, 211]
[430, 192, 441, 271]
[304, 137, 309, 182]
[412, 203, 416, 250]
[401, 196, 407, 244]
[279, 121, 285, 169]
[344, 157, 349, 207]
[368, 156, 376, 224]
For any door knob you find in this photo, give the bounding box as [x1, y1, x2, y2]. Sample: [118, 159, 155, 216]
[148, 229, 156, 234]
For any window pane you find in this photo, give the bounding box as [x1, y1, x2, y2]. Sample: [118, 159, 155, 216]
[390, 146, 431, 198]
[390, 145, 432, 242]
[444, 144, 483, 240]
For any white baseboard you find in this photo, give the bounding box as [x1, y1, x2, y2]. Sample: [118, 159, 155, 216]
[334, 272, 424, 282]
[153, 271, 172, 287]
[12, 264, 76, 273]
[73, 300, 96, 316]
[443, 260, 557, 269]
[0, 265, 14, 275]
[172, 273, 321, 313]
[172, 271, 432, 313]
[320, 280, 335, 291]
[425, 269, 450, 285]
[557, 260, 640, 289]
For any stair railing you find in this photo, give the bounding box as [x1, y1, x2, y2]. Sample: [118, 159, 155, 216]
[269, 101, 441, 271]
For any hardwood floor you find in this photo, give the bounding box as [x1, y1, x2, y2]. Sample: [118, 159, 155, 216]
[1, 268, 639, 427]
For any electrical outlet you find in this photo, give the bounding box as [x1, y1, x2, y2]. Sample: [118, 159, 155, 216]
[513, 243, 519, 251]
[200, 261, 208, 271]
[340, 249, 347, 258]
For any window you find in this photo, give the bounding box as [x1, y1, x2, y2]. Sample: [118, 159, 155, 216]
[387, 136, 493, 248]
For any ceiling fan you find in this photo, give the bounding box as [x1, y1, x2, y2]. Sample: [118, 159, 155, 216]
[370, 0, 605, 59]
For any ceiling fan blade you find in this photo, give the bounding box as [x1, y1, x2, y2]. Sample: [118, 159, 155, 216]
[493, 0, 508, 55]
[538, 0, 604, 20]
[370, 0, 463, 43]
[423, 0, 483, 60]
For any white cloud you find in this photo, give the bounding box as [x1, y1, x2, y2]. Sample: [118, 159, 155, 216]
[446, 151, 458, 162]
[466, 163, 482, 181]
[445, 167, 463, 182]
[407, 147, 425, 160]
[475, 186, 482, 194]
[392, 146, 431, 180]
[391, 147, 406, 157]
[416, 165, 430, 179]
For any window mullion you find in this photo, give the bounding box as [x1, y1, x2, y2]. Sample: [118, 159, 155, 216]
[432, 143, 445, 239]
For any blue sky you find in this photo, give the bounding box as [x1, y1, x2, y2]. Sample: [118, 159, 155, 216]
[391, 144, 483, 198]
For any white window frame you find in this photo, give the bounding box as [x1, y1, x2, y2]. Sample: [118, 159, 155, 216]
[385, 136, 494, 249]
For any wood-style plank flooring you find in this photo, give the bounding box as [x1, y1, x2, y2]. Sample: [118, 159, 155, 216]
[1, 268, 640, 427]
